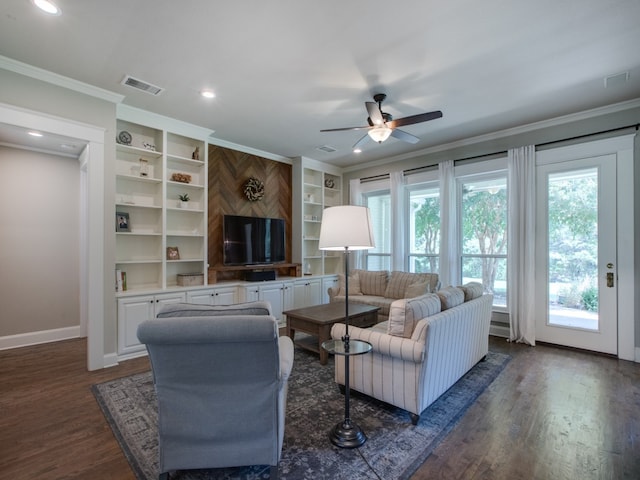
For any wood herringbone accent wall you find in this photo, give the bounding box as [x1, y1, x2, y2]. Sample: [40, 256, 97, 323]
[208, 145, 292, 273]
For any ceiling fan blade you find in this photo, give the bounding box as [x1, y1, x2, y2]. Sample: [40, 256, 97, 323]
[320, 125, 371, 132]
[366, 102, 384, 126]
[352, 134, 371, 150]
[387, 110, 443, 128]
[391, 128, 420, 144]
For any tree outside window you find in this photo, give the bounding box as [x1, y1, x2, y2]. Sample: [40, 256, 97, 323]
[461, 176, 507, 307]
[408, 186, 440, 273]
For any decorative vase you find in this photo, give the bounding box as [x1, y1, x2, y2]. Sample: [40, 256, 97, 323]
[179, 201, 189, 209]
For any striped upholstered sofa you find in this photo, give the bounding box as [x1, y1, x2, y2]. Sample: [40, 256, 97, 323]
[327, 269, 441, 322]
[330, 283, 492, 424]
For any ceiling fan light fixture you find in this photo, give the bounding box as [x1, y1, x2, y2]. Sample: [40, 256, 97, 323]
[33, 0, 61, 15]
[368, 126, 392, 143]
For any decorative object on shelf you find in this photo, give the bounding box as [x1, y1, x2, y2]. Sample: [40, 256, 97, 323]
[178, 193, 190, 208]
[304, 193, 315, 203]
[138, 158, 149, 177]
[319, 205, 375, 449]
[116, 212, 130, 232]
[305, 261, 312, 275]
[325, 178, 335, 189]
[192, 147, 200, 160]
[142, 142, 156, 151]
[243, 177, 265, 202]
[171, 173, 192, 183]
[177, 273, 204, 286]
[117, 130, 132, 145]
[166, 246, 180, 261]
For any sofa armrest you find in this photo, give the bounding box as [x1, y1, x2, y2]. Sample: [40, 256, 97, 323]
[331, 323, 424, 363]
[327, 285, 340, 302]
[278, 336, 294, 383]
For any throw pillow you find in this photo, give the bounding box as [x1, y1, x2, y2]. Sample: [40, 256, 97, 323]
[404, 280, 429, 298]
[337, 272, 363, 296]
[458, 282, 484, 301]
[354, 269, 389, 296]
[385, 271, 436, 299]
[436, 286, 465, 310]
[387, 293, 442, 338]
[156, 301, 272, 318]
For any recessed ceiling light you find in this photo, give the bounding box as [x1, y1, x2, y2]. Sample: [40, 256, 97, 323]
[353, 148, 362, 154]
[33, 0, 61, 15]
[28, 131, 43, 137]
[200, 90, 215, 99]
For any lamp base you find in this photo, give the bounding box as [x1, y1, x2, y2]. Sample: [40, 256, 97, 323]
[329, 419, 367, 448]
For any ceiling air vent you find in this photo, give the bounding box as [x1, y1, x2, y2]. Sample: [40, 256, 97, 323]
[121, 75, 164, 96]
[316, 145, 337, 153]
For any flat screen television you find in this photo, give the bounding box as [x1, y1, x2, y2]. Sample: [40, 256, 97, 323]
[223, 215, 286, 266]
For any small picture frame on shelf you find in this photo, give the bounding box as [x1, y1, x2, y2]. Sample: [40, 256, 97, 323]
[166, 246, 180, 261]
[116, 212, 130, 232]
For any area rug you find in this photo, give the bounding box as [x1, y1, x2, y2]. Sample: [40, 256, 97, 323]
[93, 349, 510, 480]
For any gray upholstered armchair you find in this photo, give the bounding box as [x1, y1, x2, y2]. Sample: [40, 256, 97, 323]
[137, 301, 294, 480]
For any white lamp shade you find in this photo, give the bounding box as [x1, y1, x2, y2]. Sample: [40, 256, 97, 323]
[367, 126, 392, 143]
[319, 205, 375, 251]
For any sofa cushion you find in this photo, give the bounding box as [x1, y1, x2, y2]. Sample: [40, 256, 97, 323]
[387, 293, 442, 338]
[353, 269, 389, 296]
[156, 301, 272, 318]
[331, 294, 394, 318]
[404, 280, 429, 298]
[436, 286, 465, 310]
[458, 282, 484, 301]
[385, 271, 440, 300]
[337, 272, 363, 296]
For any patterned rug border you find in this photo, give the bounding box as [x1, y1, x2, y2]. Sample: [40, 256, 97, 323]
[93, 349, 510, 480]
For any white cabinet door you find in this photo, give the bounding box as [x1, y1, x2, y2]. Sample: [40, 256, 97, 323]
[293, 277, 323, 309]
[259, 283, 287, 322]
[213, 286, 237, 305]
[117, 292, 185, 356]
[322, 275, 339, 304]
[186, 289, 215, 305]
[118, 295, 154, 356]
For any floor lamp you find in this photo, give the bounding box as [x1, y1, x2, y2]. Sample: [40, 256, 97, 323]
[319, 205, 375, 448]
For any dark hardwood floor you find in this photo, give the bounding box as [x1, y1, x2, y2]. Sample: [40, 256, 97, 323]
[1, 336, 638, 479]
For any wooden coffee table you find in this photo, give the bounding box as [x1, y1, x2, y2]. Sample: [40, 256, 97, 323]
[284, 302, 380, 365]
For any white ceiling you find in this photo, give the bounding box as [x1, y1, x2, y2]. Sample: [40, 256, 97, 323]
[1, 0, 639, 167]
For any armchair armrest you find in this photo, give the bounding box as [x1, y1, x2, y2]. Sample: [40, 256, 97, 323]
[331, 323, 424, 363]
[278, 336, 294, 383]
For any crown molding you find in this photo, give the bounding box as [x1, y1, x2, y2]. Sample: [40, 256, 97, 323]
[0, 55, 124, 104]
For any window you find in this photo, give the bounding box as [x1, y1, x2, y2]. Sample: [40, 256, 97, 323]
[407, 184, 440, 273]
[460, 174, 507, 307]
[363, 191, 391, 270]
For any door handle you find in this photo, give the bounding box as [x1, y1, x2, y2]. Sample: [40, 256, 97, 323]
[606, 272, 615, 288]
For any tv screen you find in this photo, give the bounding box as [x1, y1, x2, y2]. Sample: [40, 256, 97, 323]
[223, 215, 286, 266]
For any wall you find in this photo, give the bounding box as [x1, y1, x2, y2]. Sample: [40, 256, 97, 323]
[208, 145, 292, 280]
[0, 68, 117, 361]
[0, 146, 79, 336]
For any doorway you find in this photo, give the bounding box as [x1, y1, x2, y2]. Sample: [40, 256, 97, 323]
[0, 103, 106, 370]
[534, 135, 635, 357]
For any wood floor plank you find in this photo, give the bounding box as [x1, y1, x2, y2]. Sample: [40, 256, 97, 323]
[1, 337, 639, 479]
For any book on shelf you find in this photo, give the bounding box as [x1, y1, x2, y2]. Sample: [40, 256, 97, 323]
[115, 270, 127, 292]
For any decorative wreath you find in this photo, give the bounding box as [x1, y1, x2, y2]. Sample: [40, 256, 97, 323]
[243, 177, 265, 202]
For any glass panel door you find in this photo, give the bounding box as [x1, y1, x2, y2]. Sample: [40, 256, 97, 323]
[536, 155, 617, 354]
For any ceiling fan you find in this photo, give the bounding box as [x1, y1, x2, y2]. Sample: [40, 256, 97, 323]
[321, 93, 443, 150]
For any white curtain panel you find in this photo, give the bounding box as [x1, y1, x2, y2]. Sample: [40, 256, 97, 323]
[439, 160, 458, 286]
[349, 178, 365, 268]
[507, 145, 536, 345]
[390, 171, 406, 271]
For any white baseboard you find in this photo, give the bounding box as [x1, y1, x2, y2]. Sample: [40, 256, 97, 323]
[0, 326, 81, 350]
